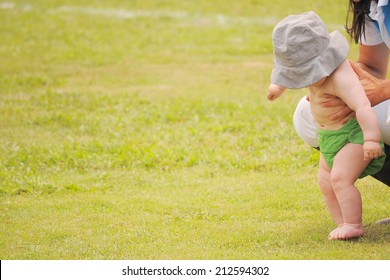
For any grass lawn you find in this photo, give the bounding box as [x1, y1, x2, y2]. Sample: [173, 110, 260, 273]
[0, 0, 389, 259]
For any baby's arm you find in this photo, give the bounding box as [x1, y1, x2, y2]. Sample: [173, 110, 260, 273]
[333, 61, 382, 160]
[267, 84, 286, 101]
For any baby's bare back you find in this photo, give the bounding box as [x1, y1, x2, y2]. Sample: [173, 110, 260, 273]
[307, 74, 351, 130]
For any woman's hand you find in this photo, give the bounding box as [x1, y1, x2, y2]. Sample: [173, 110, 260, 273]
[322, 59, 387, 124]
[350, 60, 385, 106]
[321, 94, 355, 123]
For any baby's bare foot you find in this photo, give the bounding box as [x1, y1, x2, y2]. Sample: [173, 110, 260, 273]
[328, 225, 343, 239]
[328, 223, 364, 240]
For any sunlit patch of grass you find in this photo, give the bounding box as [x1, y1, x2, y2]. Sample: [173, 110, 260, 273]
[0, 0, 388, 260]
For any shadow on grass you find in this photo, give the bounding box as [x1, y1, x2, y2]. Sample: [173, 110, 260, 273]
[361, 223, 390, 243]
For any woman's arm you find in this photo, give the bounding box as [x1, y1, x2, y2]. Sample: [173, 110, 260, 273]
[350, 63, 390, 106]
[357, 43, 389, 79]
[353, 42, 390, 106]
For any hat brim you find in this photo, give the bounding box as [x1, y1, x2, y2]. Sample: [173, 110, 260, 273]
[271, 30, 349, 89]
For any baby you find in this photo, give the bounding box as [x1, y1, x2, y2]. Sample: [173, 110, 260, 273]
[267, 11, 386, 240]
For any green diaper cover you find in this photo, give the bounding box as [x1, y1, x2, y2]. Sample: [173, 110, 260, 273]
[318, 118, 386, 178]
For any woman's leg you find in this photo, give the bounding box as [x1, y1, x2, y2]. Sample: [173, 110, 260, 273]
[373, 100, 390, 145]
[294, 97, 390, 186]
[371, 100, 390, 185]
[293, 96, 318, 148]
[372, 143, 390, 186]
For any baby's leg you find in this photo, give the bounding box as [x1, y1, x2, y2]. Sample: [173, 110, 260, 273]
[328, 143, 368, 240]
[318, 154, 343, 226]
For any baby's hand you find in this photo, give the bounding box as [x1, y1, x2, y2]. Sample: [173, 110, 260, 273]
[267, 84, 286, 101]
[363, 141, 382, 161]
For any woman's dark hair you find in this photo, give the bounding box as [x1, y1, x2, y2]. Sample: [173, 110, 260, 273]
[346, 0, 376, 43]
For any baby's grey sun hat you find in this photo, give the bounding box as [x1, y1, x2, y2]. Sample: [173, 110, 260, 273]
[271, 11, 349, 89]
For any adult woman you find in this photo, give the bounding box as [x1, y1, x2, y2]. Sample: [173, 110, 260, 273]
[293, 0, 390, 186]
